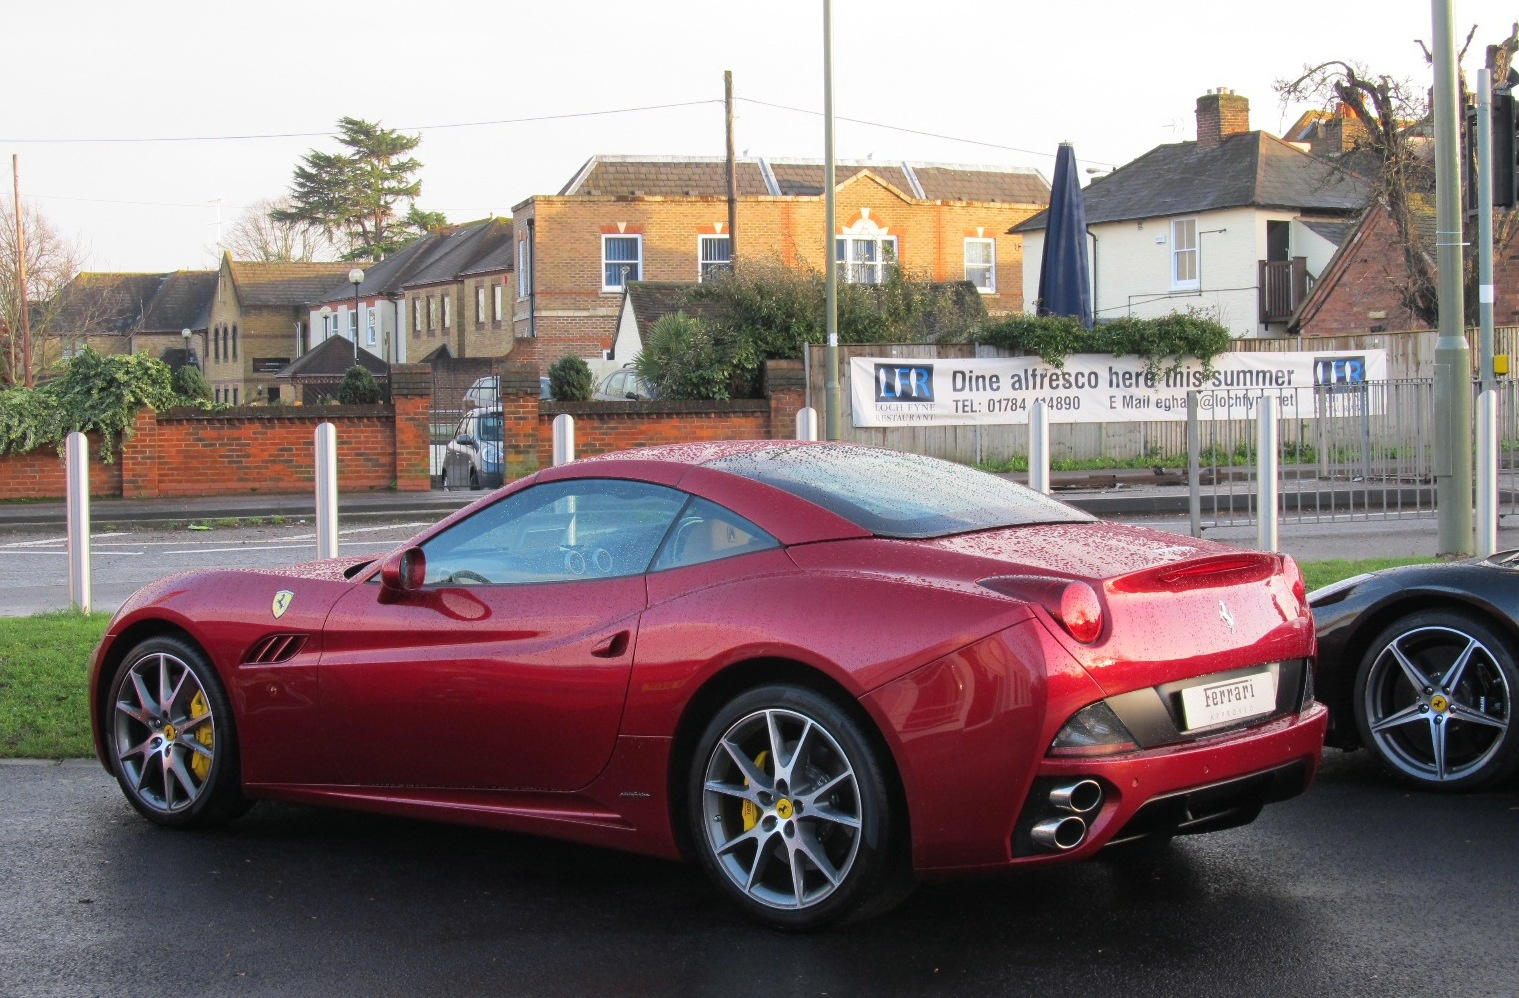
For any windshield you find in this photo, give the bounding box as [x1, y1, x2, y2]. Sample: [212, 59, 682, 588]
[476, 413, 504, 441]
[706, 445, 1092, 539]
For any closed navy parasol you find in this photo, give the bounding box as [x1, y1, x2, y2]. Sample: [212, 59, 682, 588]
[1036, 142, 1093, 329]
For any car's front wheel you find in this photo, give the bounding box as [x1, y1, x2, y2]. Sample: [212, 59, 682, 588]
[106, 636, 252, 827]
[1353, 610, 1519, 791]
[688, 684, 908, 929]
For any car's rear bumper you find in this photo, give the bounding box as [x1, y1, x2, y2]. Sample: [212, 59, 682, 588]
[916, 703, 1327, 876]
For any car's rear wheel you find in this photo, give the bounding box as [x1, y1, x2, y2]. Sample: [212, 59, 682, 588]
[440, 469, 450, 491]
[1353, 610, 1519, 791]
[688, 684, 907, 929]
[106, 636, 252, 827]
[469, 469, 480, 490]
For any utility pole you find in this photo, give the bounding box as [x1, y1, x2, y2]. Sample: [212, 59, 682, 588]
[823, 0, 841, 440]
[13, 155, 32, 388]
[1476, 68, 1496, 394]
[1432, 0, 1472, 556]
[725, 71, 738, 267]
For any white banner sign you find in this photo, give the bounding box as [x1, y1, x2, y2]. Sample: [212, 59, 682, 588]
[850, 350, 1389, 427]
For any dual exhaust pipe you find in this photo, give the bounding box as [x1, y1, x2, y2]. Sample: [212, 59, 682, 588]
[1030, 779, 1103, 852]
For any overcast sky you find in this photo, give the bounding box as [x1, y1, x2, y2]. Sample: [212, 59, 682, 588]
[3, 0, 1509, 273]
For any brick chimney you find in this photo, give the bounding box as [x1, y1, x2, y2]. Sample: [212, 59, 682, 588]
[1196, 88, 1251, 151]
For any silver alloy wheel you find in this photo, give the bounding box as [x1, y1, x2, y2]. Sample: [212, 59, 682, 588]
[699, 707, 863, 912]
[1363, 624, 1512, 784]
[112, 650, 217, 814]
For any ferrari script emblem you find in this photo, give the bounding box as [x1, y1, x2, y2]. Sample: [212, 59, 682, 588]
[1218, 600, 1235, 631]
[272, 590, 295, 619]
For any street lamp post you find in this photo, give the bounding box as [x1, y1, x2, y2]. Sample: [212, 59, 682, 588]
[348, 268, 365, 366]
[181, 327, 195, 369]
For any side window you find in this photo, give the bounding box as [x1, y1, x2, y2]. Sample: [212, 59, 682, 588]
[653, 497, 778, 571]
[421, 479, 686, 585]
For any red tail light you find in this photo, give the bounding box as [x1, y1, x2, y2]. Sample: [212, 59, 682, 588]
[1059, 582, 1103, 643]
[1281, 555, 1307, 608]
[979, 575, 1105, 644]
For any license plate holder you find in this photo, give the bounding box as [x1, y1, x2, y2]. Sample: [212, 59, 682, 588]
[1180, 670, 1277, 731]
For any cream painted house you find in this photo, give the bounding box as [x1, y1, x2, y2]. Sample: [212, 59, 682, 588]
[1016, 89, 1365, 338]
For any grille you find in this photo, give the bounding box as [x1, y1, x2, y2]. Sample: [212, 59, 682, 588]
[243, 634, 307, 664]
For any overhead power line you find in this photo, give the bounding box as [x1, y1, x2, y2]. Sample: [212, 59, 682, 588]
[0, 100, 724, 145]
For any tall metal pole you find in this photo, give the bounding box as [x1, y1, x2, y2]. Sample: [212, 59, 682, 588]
[822, 0, 841, 440]
[1432, 0, 1472, 556]
[725, 71, 738, 267]
[13, 155, 32, 388]
[1477, 68, 1496, 394]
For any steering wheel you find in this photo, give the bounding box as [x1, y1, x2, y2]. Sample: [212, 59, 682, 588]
[446, 569, 492, 585]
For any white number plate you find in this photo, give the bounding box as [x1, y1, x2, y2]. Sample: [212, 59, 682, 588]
[1180, 671, 1277, 730]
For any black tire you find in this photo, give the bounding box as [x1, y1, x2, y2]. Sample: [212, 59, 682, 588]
[687, 684, 909, 929]
[105, 635, 253, 828]
[469, 468, 481, 490]
[1353, 609, 1519, 792]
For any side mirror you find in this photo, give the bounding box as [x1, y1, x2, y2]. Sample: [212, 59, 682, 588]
[379, 546, 426, 600]
[456, 434, 475, 447]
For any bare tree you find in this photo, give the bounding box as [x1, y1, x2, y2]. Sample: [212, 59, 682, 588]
[221, 196, 336, 262]
[1277, 61, 1439, 324]
[0, 196, 89, 387]
[1278, 23, 1519, 327]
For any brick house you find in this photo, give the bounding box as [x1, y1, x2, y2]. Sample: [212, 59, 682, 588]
[509, 156, 1048, 374]
[305, 217, 514, 366]
[1291, 198, 1519, 335]
[1015, 89, 1370, 338]
[205, 254, 354, 405]
[47, 270, 216, 369]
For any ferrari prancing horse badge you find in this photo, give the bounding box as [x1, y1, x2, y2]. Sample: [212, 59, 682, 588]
[272, 590, 295, 619]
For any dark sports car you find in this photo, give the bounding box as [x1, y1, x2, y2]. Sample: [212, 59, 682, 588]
[89, 442, 1327, 929]
[1310, 552, 1519, 791]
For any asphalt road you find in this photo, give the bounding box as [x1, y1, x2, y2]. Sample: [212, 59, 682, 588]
[2, 751, 1516, 998]
[6, 513, 1513, 618]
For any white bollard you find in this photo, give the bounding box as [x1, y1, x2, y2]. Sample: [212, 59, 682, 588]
[795, 407, 819, 441]
[65, 431, 91, 613]
[1028, 400, 1050, 494]
[1476, 390, 1498, 557]
[315, 422, 338, 559]
[553, 413, 576, 465]
[1256, 395, 1279, 552]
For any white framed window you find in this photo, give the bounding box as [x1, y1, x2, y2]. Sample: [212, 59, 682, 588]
[476, 286, 486, 323]
[366, 307, 377, 345]
[517, 239, 532, 299]
[413, 298, 423, 337]
[834, 235, 897, 284]
[493, 283, 504, 321]
[964, 238, 996, 292]
[348, 310, 357, 339]
[602, 234, 642, 290]
[699, 234, 732, 282]
[428, 296, 437, 331]
[1171, 218, 1199, 290]
[442, 294, 452, 328]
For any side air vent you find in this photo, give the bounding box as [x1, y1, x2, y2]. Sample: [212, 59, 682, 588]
[243, 634, 307, 665]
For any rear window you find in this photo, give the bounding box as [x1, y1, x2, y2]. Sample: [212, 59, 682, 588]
[706, 445, 1092, 539]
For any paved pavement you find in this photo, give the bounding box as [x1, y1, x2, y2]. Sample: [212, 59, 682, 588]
[3, 473, 1512, 564]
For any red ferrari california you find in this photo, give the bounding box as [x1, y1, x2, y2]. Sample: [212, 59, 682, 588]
[89, 442, 1327, 928]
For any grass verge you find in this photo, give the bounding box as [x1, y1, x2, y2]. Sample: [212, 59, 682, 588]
[0, 611, 109, 759]
[0, 556, 1442, 759]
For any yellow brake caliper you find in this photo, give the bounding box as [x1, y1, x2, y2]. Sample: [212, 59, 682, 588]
[189, 690, 214, 780]
[741, 751, 770, 831]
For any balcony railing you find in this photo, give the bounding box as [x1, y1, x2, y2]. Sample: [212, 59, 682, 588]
[1259, 257, 1309, 324]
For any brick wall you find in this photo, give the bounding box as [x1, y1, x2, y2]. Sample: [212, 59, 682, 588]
[0, 395, 433, 502]
[0, 436, 124, 500]
[534, 401, 771, 465]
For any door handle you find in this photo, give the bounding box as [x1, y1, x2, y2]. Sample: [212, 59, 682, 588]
[591, 630, 630, 658]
